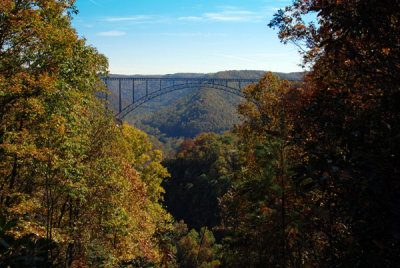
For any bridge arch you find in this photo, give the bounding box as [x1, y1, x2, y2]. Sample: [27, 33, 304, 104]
[102, 77, 258, 118]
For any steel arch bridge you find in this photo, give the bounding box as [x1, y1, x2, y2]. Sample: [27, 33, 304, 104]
[101, 77, 258, 118]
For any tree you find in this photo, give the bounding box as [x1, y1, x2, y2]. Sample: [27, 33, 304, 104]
[0, 1, 171, 265]
[219, 73, 309, 267]
[269, 0, 400, 266]
[175, 226, 221, 268]
[162, 132, 238, 231]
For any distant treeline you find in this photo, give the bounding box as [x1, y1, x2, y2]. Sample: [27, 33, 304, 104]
[108, 70, 305, 81]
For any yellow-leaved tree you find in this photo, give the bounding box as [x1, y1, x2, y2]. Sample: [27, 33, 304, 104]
[0, 0, 171, 266]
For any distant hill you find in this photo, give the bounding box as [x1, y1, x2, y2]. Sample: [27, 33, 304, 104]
[106, 70, 304, 154]
[142, 87, 242, 138]
[206, 70, 304, 81]
[109, 70, 304, 80]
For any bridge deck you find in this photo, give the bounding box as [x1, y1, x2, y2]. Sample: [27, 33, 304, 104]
[101, 77, 259, 118]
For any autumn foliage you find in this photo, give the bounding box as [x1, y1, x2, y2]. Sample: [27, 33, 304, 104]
[0, 0, 171, 266]
[218, 0, 400, 267]
[1, 0, 399, 267]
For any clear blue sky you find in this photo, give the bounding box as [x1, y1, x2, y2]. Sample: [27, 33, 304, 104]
[72, 0, 303, 75]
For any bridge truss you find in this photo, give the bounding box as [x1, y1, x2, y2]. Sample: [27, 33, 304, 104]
[101, 77, 258, 118]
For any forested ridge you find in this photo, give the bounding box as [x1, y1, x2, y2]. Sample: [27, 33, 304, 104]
[1, 0, 399, 267]
[115, 71, 304, 155]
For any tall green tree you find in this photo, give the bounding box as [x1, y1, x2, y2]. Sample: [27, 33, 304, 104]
[163, 132, 238, 231]
[174, 226, 221, 268]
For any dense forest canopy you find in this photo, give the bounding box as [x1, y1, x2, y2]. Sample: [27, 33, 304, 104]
[162, 133, 238, 231]
[0, 0, 171, 266]
[1, 0, 399, 267]
[165, 0, 400, 267]
[218, 0, 399, 266]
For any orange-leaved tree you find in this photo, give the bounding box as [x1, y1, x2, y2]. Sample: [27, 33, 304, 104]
[270, 0, 400, 266]
[219, 73, 312, 267]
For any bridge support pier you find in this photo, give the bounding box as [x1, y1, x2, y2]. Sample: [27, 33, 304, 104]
[119, 79, 122, 113]
[132, 80, 135, 103]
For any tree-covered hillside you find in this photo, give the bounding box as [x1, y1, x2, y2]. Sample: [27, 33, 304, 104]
[107, 71, 304, 154]
[142, 88, 241, 138]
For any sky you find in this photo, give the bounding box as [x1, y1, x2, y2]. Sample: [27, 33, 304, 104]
[72, 0, 303, 75]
